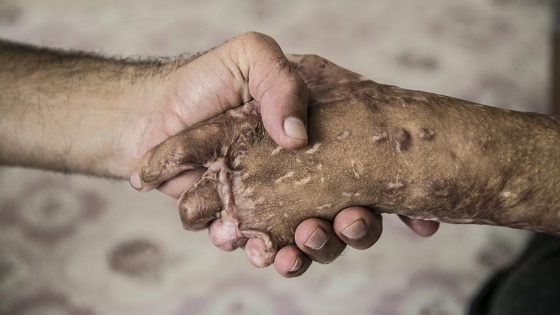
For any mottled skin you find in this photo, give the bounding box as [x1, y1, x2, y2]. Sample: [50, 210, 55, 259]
[137, 55, 560, 267]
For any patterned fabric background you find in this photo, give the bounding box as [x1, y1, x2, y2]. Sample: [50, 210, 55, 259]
[0, 0, 549, 314]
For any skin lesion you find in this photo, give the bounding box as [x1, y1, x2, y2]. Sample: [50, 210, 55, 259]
[136, 54, 560, 265]
[498, 176, 534, 208]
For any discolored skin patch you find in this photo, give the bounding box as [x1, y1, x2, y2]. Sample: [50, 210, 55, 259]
[427, 178, 455, 197]
[419, 128, 436, 141]
[137, 54, 560, 266]
[391, 128, 412, 152]
[373, 132, 388, 143]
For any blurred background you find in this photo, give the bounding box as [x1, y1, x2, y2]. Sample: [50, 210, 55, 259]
[0, 0, 550, 314]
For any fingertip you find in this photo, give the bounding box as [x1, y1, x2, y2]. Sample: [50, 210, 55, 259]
[415, 221, 440, 237]
[399, 216, 440, 237]
[283, 116, 308, 141]
[130, 170, 157, 192]
[245, 238, 276, 268]
[295, 219, 345, 264]
[334, 207, 383, 250]
[274, 245, 311, 278]
[129, 171, 143, 191]
[264, 116, 308, 150]
[281, 117, 308, 149]
[127, 167, 160, 193]
[260, 91, 309, 150]
[245, 38, 310, 150]
[208, 220, 247, 251]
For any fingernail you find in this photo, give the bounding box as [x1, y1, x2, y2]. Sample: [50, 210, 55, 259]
[341, 220, 367, 240]
[283, 117, 308, 140]
[129, 171, 143, 190]
[304, 227, 328, 250]
[288, 257, 302, 273]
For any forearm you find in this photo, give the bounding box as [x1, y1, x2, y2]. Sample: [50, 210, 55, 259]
[306, 86, 560, 233]
[133, 54, 560, 257]
[0, 40, 167, 177]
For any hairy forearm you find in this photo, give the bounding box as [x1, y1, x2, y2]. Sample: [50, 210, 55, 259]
[0, 40, 168, 177]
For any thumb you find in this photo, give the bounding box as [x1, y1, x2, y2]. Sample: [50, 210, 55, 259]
[232, 32, 309, 150]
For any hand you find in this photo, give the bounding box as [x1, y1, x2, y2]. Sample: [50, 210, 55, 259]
[0, 32, 306, 177]
[124, 33, 437, 276]
[277, 209, 438, 277]
[123, 32, 309, 184]
[0, 32, 435, 277]
[132, 52, 439, 277]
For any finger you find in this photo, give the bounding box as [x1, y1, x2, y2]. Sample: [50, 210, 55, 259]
[157, 168, 206, 199]
[294, 219, 345, 264]
[333, 207, 383, 250]
[236, 32, 310, 150]
[178, 172, 222, 231]
[130, 119, 227, 192]
[274, 245, 312, 278]
[244, 238, 278, 268]
[398, 215, 440, 237]
[208, 219, 247, 251]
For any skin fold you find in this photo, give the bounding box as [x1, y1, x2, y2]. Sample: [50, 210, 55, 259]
[135, 54, 560, 267]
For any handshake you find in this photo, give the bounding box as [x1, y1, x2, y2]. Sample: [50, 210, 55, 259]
[128, 33, 560, 277]
[2, 32, 557, 279]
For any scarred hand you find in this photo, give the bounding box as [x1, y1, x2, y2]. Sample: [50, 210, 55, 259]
[132, 52, 438, 277]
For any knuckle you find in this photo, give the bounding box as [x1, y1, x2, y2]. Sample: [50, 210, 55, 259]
[139, 167, 159, 185]
[237, 31, 272, 46]
[179, 202, 213, 231]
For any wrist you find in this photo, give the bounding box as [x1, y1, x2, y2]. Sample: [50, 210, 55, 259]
[101, 62, 176, 179]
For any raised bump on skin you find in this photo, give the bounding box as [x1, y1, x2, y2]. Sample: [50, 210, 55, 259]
[306, 143, 322, 154]
[294, 176, 311, 185]
[316, 203, 333, 210]
[336, 130, 351, 141]
[316, 164, 326, 183]
[393, 128, 412, 152]
[498, 177, 533, 207]
[275, 171, 295, 183]
[418, 128, 436, 141]
[427, 179, 454, 197]
[500, 191, 513, 198]
[351, 160, 364, 178]
[231, 156, 242, 168]
[387, 180, 406, 190]
[271, 146, 283, 156]
[373, 132, 388, 143]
